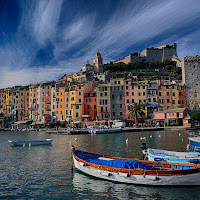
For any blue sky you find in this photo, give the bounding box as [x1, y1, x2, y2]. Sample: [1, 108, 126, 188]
[0, 0, 200, 88]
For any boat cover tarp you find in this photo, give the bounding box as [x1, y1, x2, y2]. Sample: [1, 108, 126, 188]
[75, 152, 153, 170]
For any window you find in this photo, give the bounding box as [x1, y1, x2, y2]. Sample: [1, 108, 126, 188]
[105, 107, 108, 112]
[79, 99, 81, 102]
[153, 98, 156, 102]
[101, 107, 103, 112]
[105, 92, 107, 96]
[112, 105, 115, 108]
[159, 92, 162, 96]
[143, 92, 145, 96]
[105, 100, 107, 105]
[132, 92, 134, 96]
[126, 81, 128, 84]
[127, 99, 129, 103]
[132, 86, 134, 89]
[100, 100, 104, 105]
[112, 95, 114, 100]
[87, 105, 90, 109]
[126, 92, 129, 96]
[172, 100, 175, 104]
[71, 97, 74, 101]
[158, 86, 161, 89]
[167, 99, 170, 103]
[132, 99, 134, 103]
[100, 93, 103, 97]
[76, 112, 79, 117]
[143, 86, 145, 89]
[173, 92, 175, 96]
[138, 92, 141, 96]
[179, 92, 181, 96]
[113, 112, 115, 116]
[139, 100, 141, 104]
[105, 87, 107, 91]
[79, 92, 81, 95]
[120, 104, 122, 108]
[94, 105, 96, 109]
[76, 105, 79, 109]
[166, 86, 169, 89]
[60, 111, 62, 115]
[120, 95, 122, 99]
[178, 100, 183, 104]
[138, 86, 140, 89]
[159, 99, 163, 103]
[148, 98, 151, 102]
[178, 86, 182, 90]
[126, 86, 129, 90]
[167, 92, 169, 96]
[177, 112, 179, 118]
[172, 86, 174, 89]
[120, 112, 122, 116]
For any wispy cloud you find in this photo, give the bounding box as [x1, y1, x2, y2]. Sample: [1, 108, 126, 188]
[0, 0, 200, 88]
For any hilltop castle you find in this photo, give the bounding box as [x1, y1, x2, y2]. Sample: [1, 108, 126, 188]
[114, 43, 177, 64]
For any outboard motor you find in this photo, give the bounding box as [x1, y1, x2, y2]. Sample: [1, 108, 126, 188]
[141, 143, 147, 150]
[141, 143, 148, 160]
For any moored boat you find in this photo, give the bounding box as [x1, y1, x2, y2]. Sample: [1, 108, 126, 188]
[143, 148, 200, 164]
[189, 137, 200, 151]
[89, 127, 122, 134]
[8, 139, 53, 146]
[72, 145, 200, 186]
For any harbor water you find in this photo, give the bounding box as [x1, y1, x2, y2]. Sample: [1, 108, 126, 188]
[1, 129, 200, 199]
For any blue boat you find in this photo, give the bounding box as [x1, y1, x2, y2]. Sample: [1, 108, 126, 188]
[143, 148, 200, 164]
[189, 137, 200, 151]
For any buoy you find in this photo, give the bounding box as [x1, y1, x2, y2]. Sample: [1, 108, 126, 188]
[75, 138, 77, 141]
[150, 135, 152, 138]
[159, 135, 161, 138]
[179, 133, 181, 136]
[126, 138, 128, 144]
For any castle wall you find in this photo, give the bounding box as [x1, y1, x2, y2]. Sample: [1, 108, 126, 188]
[182, 56, 200, 111]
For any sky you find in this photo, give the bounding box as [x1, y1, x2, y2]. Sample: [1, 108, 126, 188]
[0, 0, 200, 88]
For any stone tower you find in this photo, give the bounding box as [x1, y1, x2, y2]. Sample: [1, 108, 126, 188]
[93, 50, 103, 74]
[182, 56, 200, 111]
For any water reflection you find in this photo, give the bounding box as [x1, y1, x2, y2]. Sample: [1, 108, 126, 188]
[73, 171, 200, 200]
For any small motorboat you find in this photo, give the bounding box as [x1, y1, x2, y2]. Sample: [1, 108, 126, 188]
[71, 145, 200, 186]
[143, 148, 200, 164]
[188, 137, 200, 151]
[8, 139, 53, 147]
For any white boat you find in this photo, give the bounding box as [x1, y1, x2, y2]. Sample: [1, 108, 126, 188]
[90, 127, 122, 134]
[143, 148, 200, 164]
[71, 145, 200, 186]
[8, 139, 53, 146]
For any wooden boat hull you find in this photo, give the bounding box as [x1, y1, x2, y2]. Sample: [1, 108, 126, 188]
[72, 148, 200, 186]
[8, 139, 52, 146]
[73, 157, 200, 186]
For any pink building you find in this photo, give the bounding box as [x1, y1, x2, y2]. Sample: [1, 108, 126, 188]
[153, 108, 188, 126]
[123, 79, 132, 119]
[157, 80, 172, 110]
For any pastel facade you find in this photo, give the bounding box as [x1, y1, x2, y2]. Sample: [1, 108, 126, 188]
[110, 78, 124, 120]
[96, 83, 110, 120]
[84, 91, 97, 122]
[51, 84, 56, 122]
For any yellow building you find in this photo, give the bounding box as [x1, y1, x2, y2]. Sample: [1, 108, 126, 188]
[5, 89, 10, 115]
[59, 87, 65, 121]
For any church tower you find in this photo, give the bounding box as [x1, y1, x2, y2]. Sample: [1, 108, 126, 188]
[93, 50, 103, 74]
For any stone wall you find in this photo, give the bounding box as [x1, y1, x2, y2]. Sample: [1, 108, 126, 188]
[114, 43, 177, 64]
[182, 56, 200, 111]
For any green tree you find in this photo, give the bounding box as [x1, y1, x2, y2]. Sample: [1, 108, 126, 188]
[190, 112, 200, 125]
[128, 103, 145, 124]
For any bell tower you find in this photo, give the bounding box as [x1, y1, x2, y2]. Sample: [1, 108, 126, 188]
[93, 50, 103, 74]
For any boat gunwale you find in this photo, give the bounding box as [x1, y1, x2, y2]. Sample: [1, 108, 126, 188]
[72, 149, 200, 176]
